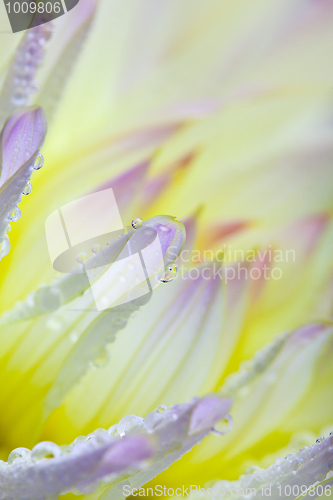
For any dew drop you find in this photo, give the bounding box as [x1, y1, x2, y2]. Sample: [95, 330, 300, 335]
[131, 218, 143, 229]
[77, 252, 88, 264]
[32, 442, 62, 461]
[73, 436, 86, 444]
[60, 444, 71, 454]
[6, 224, 11, 233]
[316, 437, 325, 443]
[12, 91, 26, 107]
[212, 413, 233, 436]
[244, 465, 261, 475]
[107, 424, 118, 437]
[90, 351, 109, 369]
[113, 316, 127, 329]
[91, 243, 102, 254]
[8, 447, 31, 464]
[117, 415, 144, 437]
[144, 412, 163, 433]
[22, 182, 33, 195]
[155, 405, 167, 413]
[0, 235, 10, 258]
[8, 207, 21, 222]
[161, 263, 177, 283]
[86, 428, 108, 444]
[34, 154, 44, 170]
[144, 405, 167, 432]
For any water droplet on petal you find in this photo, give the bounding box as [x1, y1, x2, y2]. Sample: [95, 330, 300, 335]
[144, 411, 163, 433]
[86, 428, 108, 444]
[77, 252, 88, 264]
[22, 182, 33, 195]
[91, 243, 102, 254]
[73, 436, 86, 444]
[32, 442, 62, 461]
[160, 264, 177, 283]
[34, 154, 44, 170]
[9, 207, 21, 222]
[60, 445, 71, 454]
[316, 437, 325, 443]
[107, 424, 118, 437]
[244, 465, 261, 475]
[117, 415, 144, 437]
[131, 218, 143, 229]
[90, 351, 109, 369]
[8, 447, 31, 464]
[212, 413, 233, 436]
[0, 235, 11, 258]
[113, 316, 127, 329]
[6, 224, 11, 233]
[12, 91, 26, 107]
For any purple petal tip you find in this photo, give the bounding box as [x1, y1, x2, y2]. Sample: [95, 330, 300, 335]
[0, 106, 47, 187]
[189, 396, 232, 435]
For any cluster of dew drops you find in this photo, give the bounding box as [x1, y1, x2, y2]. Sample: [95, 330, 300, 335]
[76, 217, 177, 283]
[1, 154, 44, 258]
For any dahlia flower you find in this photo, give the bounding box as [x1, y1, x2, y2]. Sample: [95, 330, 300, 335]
[0, 1, 332, 499]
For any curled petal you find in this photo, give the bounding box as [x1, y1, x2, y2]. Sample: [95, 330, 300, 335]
[188, 396, 232, 435]
[0, 434, 152, 500]
[0, 106, 47, 257]
[0, 396, 231, 500]
[100, 396, 232, 500]
[0, 214, 185, 322]
[0, 107, 46, 186]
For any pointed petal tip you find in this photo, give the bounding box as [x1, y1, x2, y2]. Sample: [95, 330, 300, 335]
[189, 396, 233, 436]
[0, 105, 47, 187]
[0, 106, 47, 251]
[144, 214, 186, 265]
[290, 322, 333, 344]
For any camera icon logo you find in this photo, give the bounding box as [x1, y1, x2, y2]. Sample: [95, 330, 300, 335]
[45, 188, 164, 311]
[3, 0, 81, 33]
